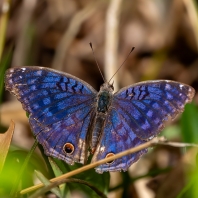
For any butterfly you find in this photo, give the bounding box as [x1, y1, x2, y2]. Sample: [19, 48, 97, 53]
[5, 66, 195, 173]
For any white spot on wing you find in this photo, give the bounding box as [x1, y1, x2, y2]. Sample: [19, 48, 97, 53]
[36, 70, 42, 75]
[165, 84, 171, 90]
[21, 68, 26, 72]
[100, 146, 105, 152]
[179, 84, 184, 89]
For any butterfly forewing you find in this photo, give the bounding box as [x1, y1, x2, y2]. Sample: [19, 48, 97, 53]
[113, 80, 195, 140]
[5, 66, 97, 164]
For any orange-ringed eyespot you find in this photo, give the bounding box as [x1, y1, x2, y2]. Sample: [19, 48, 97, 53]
[105, 152, 115, 164]
[63, 143, 74, 154]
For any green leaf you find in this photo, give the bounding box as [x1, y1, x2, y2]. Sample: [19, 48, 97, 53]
[48, 157, 110, 197]
[49, 157, 64, 177]
[161, 125, 181, 139]
[68, 165, 110, 197]
[180, 103, 198, 143]
[48, 157, 66, 196]
[50, 157, 71, 174]
[177, 165, 198, 198]
[0, 146, 48, 196]
[10, 141, 39, 196]
[35, 170, 62, 198]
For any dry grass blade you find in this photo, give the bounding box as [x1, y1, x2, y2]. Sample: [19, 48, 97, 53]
[0, 0, 11, 61]
[183, 0, 198, 50]
[0, 120, 15, 173]
[11, 0, 37, 66]
[104, 0, 123, 91]
[52, 0, 104, 70]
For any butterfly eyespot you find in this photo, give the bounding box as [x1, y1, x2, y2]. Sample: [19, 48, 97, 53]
[63, 143, 74, 155]
[105, 152, 115, 164]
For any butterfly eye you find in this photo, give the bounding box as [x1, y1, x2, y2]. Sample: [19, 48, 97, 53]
[105, 152, 115, 164]
[63, 143, 74, 155]
[110, 84, 114, 91]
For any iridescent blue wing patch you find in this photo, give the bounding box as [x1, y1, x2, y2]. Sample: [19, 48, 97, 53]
[92, 108, 147, 173]
[93, 80, 195, 172]
[5, 67, 97, 164]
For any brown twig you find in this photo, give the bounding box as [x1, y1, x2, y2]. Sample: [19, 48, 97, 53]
[20, 138, 160, 194]
[20, 136, 198, 195]
[20, 137, 198, 194]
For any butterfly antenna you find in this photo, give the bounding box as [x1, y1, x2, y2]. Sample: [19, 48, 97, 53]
[108, 47, 135, 83]
[89, 42, 106, 82]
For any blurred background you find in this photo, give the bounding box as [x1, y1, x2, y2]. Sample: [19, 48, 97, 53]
[0, 0, 198, 198]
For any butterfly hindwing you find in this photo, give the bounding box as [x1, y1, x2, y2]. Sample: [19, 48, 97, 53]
[30, 106, 94, 164]
[92, 108, 147, 173]
[5, 66, 97, 164]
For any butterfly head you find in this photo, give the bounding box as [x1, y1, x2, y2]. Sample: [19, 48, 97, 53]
[99, 82, 114, 93]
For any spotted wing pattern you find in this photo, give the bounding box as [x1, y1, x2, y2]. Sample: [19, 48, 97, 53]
[93, 80, 195, 172]
[5, 67, 97, 164]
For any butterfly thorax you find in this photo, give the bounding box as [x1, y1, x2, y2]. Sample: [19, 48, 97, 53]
[97, 82, 114, 113]
[97, 92, 111, 113]
[91, 83, 114, 153]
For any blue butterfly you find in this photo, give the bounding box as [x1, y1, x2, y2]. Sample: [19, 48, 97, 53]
[5, 66, 195, 173]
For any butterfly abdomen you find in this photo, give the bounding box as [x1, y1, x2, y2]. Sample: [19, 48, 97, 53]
[91, 114, 106, 153]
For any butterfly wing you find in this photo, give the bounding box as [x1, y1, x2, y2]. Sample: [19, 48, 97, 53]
[114, 80, 195, 139]
[92, 107, 147, 173]
[5, 66, 97, 164]
[92, 80, 195, 172]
